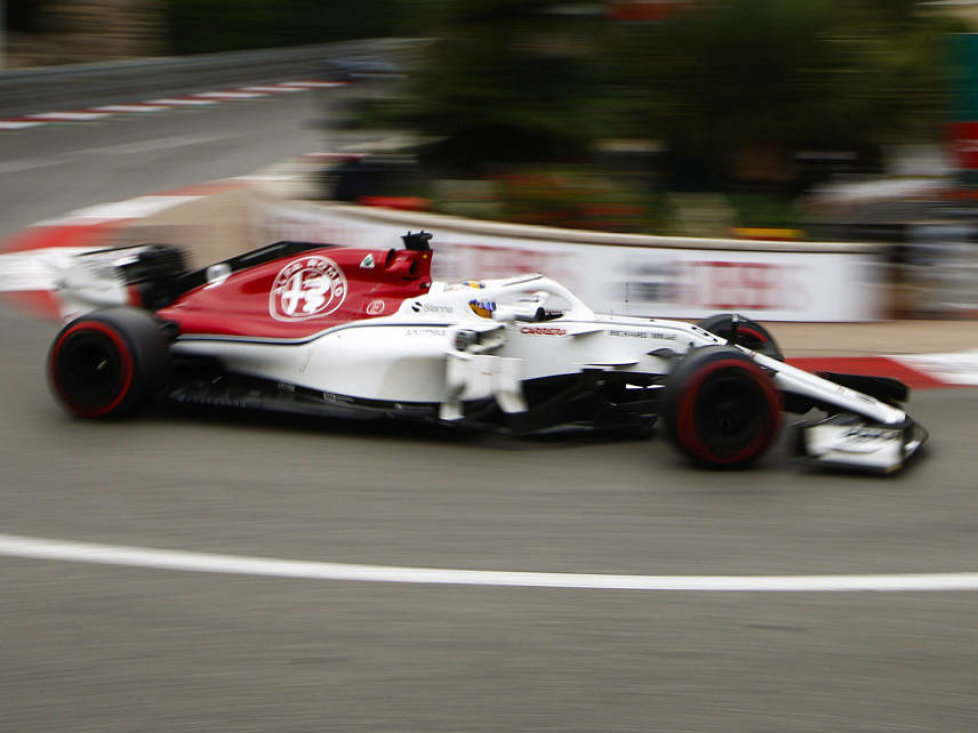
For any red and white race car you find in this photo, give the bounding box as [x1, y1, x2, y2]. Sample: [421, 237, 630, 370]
[47, 232, 927, 472]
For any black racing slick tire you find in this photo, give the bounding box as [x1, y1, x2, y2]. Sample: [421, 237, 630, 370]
[661, 346, 782, 469]
[696, 313, 784, 361]
[48, 307, 169, 419]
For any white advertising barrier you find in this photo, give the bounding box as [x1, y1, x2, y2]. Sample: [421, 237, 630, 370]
[254, 200, 886, 322]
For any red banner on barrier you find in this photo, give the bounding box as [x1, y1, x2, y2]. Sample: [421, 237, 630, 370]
[949, 121, 978, 170]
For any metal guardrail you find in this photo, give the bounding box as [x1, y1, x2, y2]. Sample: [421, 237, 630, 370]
[0, 38, 408, 118]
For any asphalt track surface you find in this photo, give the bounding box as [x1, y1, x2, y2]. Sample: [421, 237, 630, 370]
[2, 91, 978, 733]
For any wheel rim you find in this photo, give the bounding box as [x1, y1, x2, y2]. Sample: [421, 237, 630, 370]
[51, 323, 133, 417]
[677, 360, 780, 465]
[692, 371, 768, 457]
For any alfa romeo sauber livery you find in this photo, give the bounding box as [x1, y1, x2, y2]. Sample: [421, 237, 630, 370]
[46, 232, 927, 472]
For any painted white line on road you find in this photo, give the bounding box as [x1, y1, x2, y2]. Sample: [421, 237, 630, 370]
[0, 121, 45, 129]
[193, 91, 266, 100]
[24, 111, 109, 121]
[240, 85, 307, 93]
[0, 533, 976, 592]
[91, 104, 169, 113]
[68, 195, 201, 220]
[338, 136, 415, 154]
[0, 158, 66, 174]
[280, 81, 345, 88]
[148, 98, 218, 106]
[80, 133, 242, 156]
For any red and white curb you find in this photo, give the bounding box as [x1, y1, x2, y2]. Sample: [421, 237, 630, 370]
[784, 355, 978, 389]
[0, 80, 345, 130]
[3, 186, 978, 388]
[0, 180, 249, 316]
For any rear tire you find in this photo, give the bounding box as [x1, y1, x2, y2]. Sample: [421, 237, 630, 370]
[48, 307, 169, 419]
[661, 346, 782, 469]
[696, 313, 783, 361]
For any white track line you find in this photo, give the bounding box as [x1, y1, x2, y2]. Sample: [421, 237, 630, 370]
[1, 81, 330, 131]
[148, 98, 218, 106]
[80, 133, 240, 156]
[193, 91, 266, 99]
[91, 104, 168, 113]
[0, 158, 66, 174]
[240, 85, 307, 93]
[1, 533, 976, 592]
[67, 195, 201, 220]
[280, 81, 345, 88]
[24, 111, 108, 121]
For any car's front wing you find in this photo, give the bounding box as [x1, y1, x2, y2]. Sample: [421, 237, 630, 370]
[753, 351, 928, 473]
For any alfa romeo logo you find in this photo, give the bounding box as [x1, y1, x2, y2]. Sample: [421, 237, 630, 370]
[269, 256, 347, 321]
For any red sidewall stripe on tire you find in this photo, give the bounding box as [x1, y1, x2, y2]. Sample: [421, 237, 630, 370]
[737, 327, 767, 344]
[50, 321, 135, 418]
[676, 358, 782, 465]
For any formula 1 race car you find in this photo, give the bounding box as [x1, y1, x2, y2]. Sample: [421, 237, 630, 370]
[47, 232, 927, 472]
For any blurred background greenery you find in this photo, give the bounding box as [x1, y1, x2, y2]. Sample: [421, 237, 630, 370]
[5, 0, 974, 234]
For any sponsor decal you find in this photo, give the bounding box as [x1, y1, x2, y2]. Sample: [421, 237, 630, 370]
[829, 383, 876, 405]
[609, 329, 677, 340]
[411, 301, 453, 315]
[519, 326, 567, 336]
[843, 427, 899, 444]
[360, 253, 376, 269]
[468, 298, 496, 318]
[269, 256, 347, 321]
[366, 299, 386, 315]
[822, 425, 902, 454]
[406, 328, 447, 337]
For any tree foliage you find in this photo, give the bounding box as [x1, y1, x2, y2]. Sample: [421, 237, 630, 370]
[607, 0, 965, 186]
[403, 0, 601, 173]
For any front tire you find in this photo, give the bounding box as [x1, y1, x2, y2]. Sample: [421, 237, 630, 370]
[48, 307, 169, 419]
[661, 346, 782, 469]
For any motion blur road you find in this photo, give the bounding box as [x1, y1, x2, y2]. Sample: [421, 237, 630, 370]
[2, 91, 978, 732]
